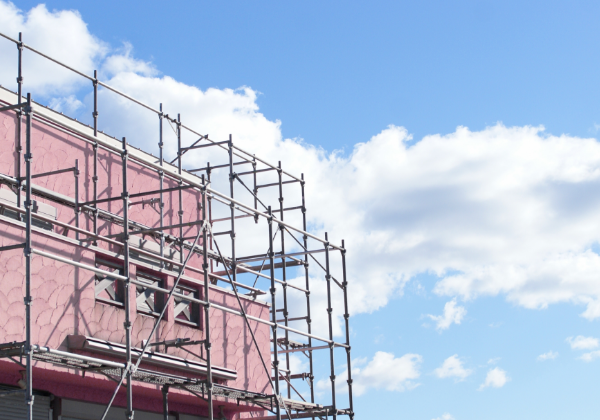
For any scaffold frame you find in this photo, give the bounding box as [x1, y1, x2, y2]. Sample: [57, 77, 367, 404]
[0, 31, 355, 420]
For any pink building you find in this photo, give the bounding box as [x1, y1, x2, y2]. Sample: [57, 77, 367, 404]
[0, 31, 354, 420]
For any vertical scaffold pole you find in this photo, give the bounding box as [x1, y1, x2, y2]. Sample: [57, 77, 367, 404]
[201, 175, 214, 420]
[300, 174, 315, 405]
[92, 70, 98, 243]
[341, 240, 354, 419]
[162, 385, 169, 420]
[93, 70, 99, 136]
[16, 33, 23, 209]
[268, 206, 282, 420]
[206, 163, 213, 274]
[159, 104, 164, 266]
[324, 232, 336, 419]
[121, 137, 134, 420]
[277, 161, 290, 398]
[177, 114, 183, 265]
[74, 159, 80, 240]
[24, 93, 33, 420]
[252, 157, 258, 221]
[227, 135, 237, 293]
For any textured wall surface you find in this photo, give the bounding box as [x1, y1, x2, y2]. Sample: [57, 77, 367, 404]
[0, 105, 271, 418]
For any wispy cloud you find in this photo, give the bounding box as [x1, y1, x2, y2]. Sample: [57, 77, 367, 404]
[567, 336, 599, 350]
[580, 350, 600, 362]
[537, 351, 558, 361]
[427, 300, 466, 331]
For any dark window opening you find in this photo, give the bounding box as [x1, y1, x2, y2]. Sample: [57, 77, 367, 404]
[136, 271, 165, 317]
[174, 284, 201, 327]
[95, 256, 125, 306]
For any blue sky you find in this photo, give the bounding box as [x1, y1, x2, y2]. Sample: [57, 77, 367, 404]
[3, 1, 600, 419]
[14, 0, 600, 150]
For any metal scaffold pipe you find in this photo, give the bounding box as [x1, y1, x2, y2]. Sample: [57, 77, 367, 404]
[268, 206, 282, 420]
[122, 137, 134, 420]
[325, 233, 337, 419]
[202, 176, 214, 420]
[16, 33, 23, 210]
[24, 92, 33, 420]
[341, 240, 354, 420]
[301, 173, 316, 409]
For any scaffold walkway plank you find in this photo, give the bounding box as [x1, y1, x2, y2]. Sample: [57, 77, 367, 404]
[0, 342, 267, 402]
[249, 408, 353, 420]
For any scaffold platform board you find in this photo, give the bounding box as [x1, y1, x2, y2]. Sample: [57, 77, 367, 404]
[0, 342, 267, 401]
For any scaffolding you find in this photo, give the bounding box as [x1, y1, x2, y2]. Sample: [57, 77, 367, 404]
[0, 32, 354, 420]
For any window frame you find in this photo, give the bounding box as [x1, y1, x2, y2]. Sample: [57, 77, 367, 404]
[94, 255, 125, 307]
[135, 269, 166, 318]
[173, 282, 202, 328]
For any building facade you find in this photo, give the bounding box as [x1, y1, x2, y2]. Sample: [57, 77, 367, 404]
[0, 86, 271, 419]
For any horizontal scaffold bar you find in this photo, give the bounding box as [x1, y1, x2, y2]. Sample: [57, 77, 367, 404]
[272, 345, 330, 355]
[0, 242, 26, 252]
[106, 219, 206, 238]
[212, 259, 303, 279]
[17, 166, 76, 181]
[170, 135, 207, 163]
[180, 140, 230, 151]
[0, 102, 27, 113]
[236, 167, 278, 177]
[237, 248, 327, 264]
[188, 161, 251, 173]
[255, 180, 300, 190]
[79, 184, 196, 207]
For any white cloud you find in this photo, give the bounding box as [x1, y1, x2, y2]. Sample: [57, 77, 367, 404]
[537, 351, 558, 361]
[10, 1, 600, 337]
[579, 350, 600, 362]
[0, 1, 107, 96]
[427, 300, 467, 331]
[48, 95, 83, 114]
[101, 41, 157, 78]
[567, 335, 599, 350]
[434, 355, 472, 380]
[432, 414, 455, 420]
[479, 367, 509, 390]
[319, 351, 422, 397]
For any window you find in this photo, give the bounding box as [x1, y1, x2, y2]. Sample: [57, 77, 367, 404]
[95, 256, 125, 306]
[136, 271, 165, 316]
[173, 284, 201, 327]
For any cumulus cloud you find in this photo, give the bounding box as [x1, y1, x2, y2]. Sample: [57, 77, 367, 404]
[9, 1, 600, 339]
[567, 336, 599, 350]
[319, 351, 422, 397]
[427, 300, 467, 331]
[537, 351, 558, 361]
[479, 367, 509, 390]
[434, 355, 472, 380]
[0, 1, 107, 96]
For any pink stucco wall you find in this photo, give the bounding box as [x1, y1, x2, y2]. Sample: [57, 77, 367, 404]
[0, 104, 271, 418]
